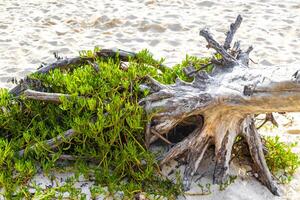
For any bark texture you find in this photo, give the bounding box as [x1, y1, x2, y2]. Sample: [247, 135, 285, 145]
[140, 15, 300, 196]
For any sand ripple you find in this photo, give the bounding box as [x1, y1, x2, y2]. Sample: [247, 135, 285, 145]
[1, 0, 300, 89]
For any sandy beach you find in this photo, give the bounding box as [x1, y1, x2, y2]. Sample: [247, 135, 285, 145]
[1, 0, 300, 199]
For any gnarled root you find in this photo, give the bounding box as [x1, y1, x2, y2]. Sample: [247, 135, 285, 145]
[142, 15, 288, 195]
[213, 130, 238, 184]
[158, 115, 280, 195]
[183, 132, 212, 190]
[242, 117, 280, 195]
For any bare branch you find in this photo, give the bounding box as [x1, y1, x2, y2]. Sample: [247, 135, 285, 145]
[224, 15, 243, 50]
[18, 129, 78, 157]
[23, 89, 72, 103]
[151, 129, 173, 145]
[199, 29, 237, 65]
[37, 48, 136, 74]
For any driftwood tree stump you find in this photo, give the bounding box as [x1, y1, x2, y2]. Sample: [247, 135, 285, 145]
[140, 15, 300, 196]
[10, 15, 300, 196]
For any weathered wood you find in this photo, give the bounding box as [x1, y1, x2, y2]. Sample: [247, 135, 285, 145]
[160, 127, 201, 166]
[18, 129, 77, 157]
[23, 89, 72, 103]
[141, 15, 294, 195]
[9, 48, 136, 96]
[213, 130, 238, 184]
[183, 132, 212, 190]
[224, 15, 243, 50]
[241, 117, 280, 195]
[37, 48, 136, 74]
[200, 29, 237, 66]
[257, 113, 278, 130]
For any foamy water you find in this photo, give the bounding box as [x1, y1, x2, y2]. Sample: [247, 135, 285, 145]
[1, 0, 300, 199]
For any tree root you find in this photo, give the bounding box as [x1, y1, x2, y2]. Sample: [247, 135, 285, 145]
[242, 117, 280, 195]
[143, 15, 288, 195]
[213, 130, 238, 184]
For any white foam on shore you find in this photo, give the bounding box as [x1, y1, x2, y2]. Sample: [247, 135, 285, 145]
[0, 0, 300, 199]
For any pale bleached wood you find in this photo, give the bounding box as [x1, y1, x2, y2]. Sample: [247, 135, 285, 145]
[23, 89, 72, 103]
[142, 15, 291, 195]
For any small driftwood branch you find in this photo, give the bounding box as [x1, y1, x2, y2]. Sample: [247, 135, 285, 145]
[36, 57, 86, 74]
[23, 89, 72, 103]
[199, 29, 237, 65]
[151, 129, 173, 145]
[87, 60, 100, 73]
[224, 15, 243, 50]
[257, 113, 278, 130]
[242, 118, 280, 195]
[95, 48, 136, 62]
[143, 15, 289, 195]
[9, 48, 136, 96]
[143, 75, 168, 92]
[37, 48, 136, 74]
[18, 129, 77, 157]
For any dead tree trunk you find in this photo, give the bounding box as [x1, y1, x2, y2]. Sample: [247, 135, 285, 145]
[140, 15, 300, 196]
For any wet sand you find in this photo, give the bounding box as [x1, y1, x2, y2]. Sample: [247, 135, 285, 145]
[0, 0, 300, 199]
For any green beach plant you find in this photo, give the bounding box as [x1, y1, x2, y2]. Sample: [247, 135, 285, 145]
[0, 47, 299, 199]
[0, 49, 208, 199]
[264, 136, 300, 183]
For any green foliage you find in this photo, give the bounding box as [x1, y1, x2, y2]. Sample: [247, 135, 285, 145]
[196, 183, 211, 195]
[264, 136, 300, 183]
[233, 134, 300, 185]
[219, 175, 237, 191]
[1, 47, 299, 198]
[0, 49, 209, 199]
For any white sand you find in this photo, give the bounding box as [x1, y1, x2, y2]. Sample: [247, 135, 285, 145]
[1, 0, 300, 199]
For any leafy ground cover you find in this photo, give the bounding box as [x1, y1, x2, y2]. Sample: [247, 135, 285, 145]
[0, 48, 298, 199]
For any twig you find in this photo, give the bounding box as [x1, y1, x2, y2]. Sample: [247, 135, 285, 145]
[151, 129, 173, 145]
[18, 129, 77, 157]
[249, 57, 258, 64]
[257, 113, 278, 130]
[145, 121, 151, 148]
[185, 63, 212, 77]
[87, 60, 100, 73]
